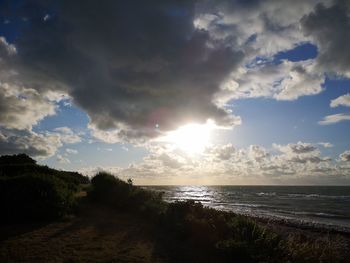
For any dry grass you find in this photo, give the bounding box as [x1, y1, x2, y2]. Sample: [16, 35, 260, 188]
[0, 202, 166, 263]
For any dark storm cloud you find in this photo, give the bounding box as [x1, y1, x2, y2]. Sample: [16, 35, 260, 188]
[0, 130, 61, 158]
[7, 0, 244, 140]
[301, 0, 350, 77]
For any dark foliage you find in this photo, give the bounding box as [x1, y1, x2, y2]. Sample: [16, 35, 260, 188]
[88, 172, 166, 217]
[0, 154, 88, 223]
[0, 154, 90, 189]
[159, 201, 285, 262]
[88, 175, 349, 262]
[0, 174, 75, 222]
[0, 154, 36, 165]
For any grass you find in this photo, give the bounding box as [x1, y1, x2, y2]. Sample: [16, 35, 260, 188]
[0, 202, 165, 263]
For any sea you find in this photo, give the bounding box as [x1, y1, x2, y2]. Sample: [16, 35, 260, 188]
[143, 185, 350, 232]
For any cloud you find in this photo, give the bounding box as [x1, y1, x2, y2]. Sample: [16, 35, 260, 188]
[152, 153, 184, 169]
[66, 148, 78, 154]
[4, 0, 245, 143]
[0, 130, 62, 158]
[301, 0, 350, 77]
[195, 0, 321, 57]
[56, 154, 70, 164]
[330, 93, 350, 108]
[0, 0, 347, 148]
[249, 145, 269, 162]
[97, 141, 346, 185]
[273, 61, 324, 100]
[205, 144, 236, 160]
[220, 60, 324, 101]
[318, 142, 333, 148]
[318, 113, 350, 125]
[0, 36, 16, 57]
[339, 150, 350, 162]
[288, 155, 331, 164]
[53, 127, 81, 144]
[274, 141, 317, 154]
[0, 83, 56, 130]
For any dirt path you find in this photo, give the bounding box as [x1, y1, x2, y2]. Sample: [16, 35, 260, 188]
[0, 204, 166, 263]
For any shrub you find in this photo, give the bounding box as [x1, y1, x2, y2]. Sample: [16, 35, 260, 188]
[89, 172, 130, 208]
[0, 154, 90, 189]
[216, 216, 284, 262]
[88, 172, 166, 216]
[0, 153, 36, 165]
[0, 174, 75, 222]
[159, 200, 286, 262]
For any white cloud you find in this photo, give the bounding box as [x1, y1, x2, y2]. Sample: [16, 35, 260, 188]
[102, 141, 347, 185]
[219, 60, 324, 102]
[330, 94, 350, 108]
[318, 113, 350, 125]
[66, 148, 78, 154]
[78, 140, 349, 184]
[53, 127, 81, 144]
[274, 141, 317, 154]
[195, 0, 321, 57]
[0, 83, 56, 130]
[249, 145, 269, 162]
[0, 36, 16, 56]
[205, 144, 236, 161]
[57, 154, 71, 164]
[318, 142, 333, 148]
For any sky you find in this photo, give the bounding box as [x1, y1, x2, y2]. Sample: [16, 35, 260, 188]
[0, 0, 350, 185]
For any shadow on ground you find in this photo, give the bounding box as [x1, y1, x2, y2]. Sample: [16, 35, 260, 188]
[0, 200, 169, 263]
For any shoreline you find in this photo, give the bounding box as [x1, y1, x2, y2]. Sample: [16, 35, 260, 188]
[247, 212, 350, 238]
[144, 185, 350, 237]
[157, 199, 350, 235]
[220, 208, 350, 236]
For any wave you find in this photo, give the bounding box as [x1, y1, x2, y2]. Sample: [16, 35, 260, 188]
[256, 192, 276, 196]
[287, 193, 350, 199]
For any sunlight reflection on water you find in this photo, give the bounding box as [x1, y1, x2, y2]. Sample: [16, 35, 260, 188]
[144, 185, 350, 231]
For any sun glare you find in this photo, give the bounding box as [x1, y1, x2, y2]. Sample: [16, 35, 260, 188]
[164, 121, 215, 154]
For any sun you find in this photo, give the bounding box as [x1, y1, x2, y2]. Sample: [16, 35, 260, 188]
[163, 121, 215, 154]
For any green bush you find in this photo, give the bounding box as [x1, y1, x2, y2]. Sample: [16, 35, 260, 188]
[0, 174, 75, 222]
[159, 200, 286, 262]
[0, 154, 90, 189]
[216, 216, 284, 262]
[88, 172, 166, 217]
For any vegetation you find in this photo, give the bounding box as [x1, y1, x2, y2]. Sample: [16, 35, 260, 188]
[0, 154, 349, 262]
[88, 172, 166, 217]
[87, 172, 350, 263]
[0, 154, 90, 191]
[0, 154, 88, 222]
[0, 174, 75, 222]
